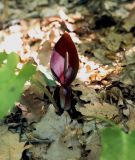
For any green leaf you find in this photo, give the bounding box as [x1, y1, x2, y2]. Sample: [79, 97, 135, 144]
[0, 53, 36, 118]
[100, 127, 135, 160]
[0, 53, 19, 84]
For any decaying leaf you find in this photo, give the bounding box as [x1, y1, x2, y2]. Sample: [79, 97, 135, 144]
[100, 32, 122, 52]
[78, 102, 118, 121]
[33, 105, 81, 140]
[126, 107, 135, 131]
[32, 105, 82, 160]
[0, 125, 30, 160]
[21, 83, 45, 122]
[45, 139, 81, 160]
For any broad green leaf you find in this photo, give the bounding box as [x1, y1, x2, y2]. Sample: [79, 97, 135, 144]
[100, 127, 135, 160]
[0, 53, 19, 83]
[0, 53, 36, 118]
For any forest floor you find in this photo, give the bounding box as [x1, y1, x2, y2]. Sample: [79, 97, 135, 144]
[0, 0, 135, 160]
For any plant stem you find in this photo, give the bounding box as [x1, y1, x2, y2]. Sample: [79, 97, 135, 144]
[85, 115, 117, 127]
[32, 79, 59, 112]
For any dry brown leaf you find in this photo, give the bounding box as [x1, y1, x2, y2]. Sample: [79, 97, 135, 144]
[21, 84, 45, 122]
[79, 102, 118, 120]
[0, 125, 29, 160]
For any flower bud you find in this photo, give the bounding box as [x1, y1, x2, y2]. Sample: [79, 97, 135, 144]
[50, 32, 79, 86]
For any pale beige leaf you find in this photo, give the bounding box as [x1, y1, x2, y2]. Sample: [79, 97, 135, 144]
[0, 125, 27, 160]
[45, 139, 81, 160]
[79, 102, 118, 120]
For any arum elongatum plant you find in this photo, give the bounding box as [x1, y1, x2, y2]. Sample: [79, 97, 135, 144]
[50, 32, 79, 114]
